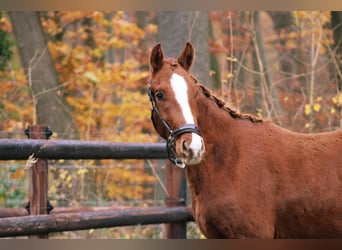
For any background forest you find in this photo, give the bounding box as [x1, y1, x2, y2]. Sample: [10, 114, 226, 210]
[0, 11, 341, 238]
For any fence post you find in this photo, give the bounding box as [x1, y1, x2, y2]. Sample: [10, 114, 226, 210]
[165, 160, 187, 239]
[25, 124, 53, 239]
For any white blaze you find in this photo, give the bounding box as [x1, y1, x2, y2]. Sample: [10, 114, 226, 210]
[170, 73, 203, 153]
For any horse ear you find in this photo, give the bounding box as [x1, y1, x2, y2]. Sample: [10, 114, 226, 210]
[150, 43, 164, 74]
[177, 41, 195, 71]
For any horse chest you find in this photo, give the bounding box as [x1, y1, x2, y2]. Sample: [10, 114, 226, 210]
[191, 193, 275, 238]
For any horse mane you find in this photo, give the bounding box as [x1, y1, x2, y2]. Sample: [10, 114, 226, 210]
[197, 81, 263, 123]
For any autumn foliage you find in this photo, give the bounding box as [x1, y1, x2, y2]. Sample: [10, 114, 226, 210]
[0, 11, 160, 209]
[209, 11, 341, 133]
[42, 11, 159, 203]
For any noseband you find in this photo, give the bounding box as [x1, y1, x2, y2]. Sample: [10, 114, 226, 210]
[147, 82, 201, 168]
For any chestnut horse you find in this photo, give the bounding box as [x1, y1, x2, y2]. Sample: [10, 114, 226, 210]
[147, 42, 342, 238]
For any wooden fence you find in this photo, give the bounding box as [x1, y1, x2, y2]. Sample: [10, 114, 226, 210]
[0, 124, 193, 238]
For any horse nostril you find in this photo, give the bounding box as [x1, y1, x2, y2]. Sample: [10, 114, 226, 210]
[181, 139, 189, 155]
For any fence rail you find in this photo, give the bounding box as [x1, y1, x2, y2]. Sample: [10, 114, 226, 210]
[0, 125, 189, 239]
[0, 139, 167, 160]
[0, 206, 193, 237]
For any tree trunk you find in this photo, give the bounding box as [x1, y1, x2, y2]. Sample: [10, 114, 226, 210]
[268, 11, 307, 94]
[252, 11, 283, 120]
[9, 11, 79, 139]
[158, 11, 211, 87]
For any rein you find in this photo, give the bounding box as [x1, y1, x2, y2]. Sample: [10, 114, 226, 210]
[147, 82, 201, 168]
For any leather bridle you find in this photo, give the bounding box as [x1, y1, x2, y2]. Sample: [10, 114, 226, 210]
[147, 82, 201, 168]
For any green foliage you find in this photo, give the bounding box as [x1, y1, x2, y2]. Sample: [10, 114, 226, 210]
[0, 163, 26, 207]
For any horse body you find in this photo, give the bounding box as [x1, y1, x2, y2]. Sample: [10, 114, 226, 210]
[148, 42, 342, 238]
[189, 102, 342, 238]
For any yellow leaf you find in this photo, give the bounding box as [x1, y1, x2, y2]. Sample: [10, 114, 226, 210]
[332, 92, 342, 107]
[313, 103, 321, 112]
[256, 108, 263, 119]
[226, 73, 234, 79]
[84, 71, 99, 84]
[92, 48, 103, 59]
[66, 175, 72, 183]
[60, 171, 67, 180]
[77, 168, 88, 176]
[146, 24, 158, 34]
[209, 70, 216, 76]
[226, 57, 237, 62]
[304, 104, 311, 115]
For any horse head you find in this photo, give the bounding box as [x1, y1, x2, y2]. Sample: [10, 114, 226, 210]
[148, 42, 205, 168]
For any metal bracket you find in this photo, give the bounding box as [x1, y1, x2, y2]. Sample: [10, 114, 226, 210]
[25, 126, 53, 139]
[25, 200, 54, 215]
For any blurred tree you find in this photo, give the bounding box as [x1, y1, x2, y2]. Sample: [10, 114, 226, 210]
[8, 11, 79, 139]
[251, 11, 282, 120]
[157, 11, 211, 87]
[268, 11, 306, 92]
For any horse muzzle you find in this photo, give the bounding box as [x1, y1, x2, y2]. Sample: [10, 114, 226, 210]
[175, 132, 205, 167]
[176, 133, 205, 165]
[164, 124, 204, 168]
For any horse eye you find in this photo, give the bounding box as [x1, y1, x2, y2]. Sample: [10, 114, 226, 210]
[155, 91, 164, 100]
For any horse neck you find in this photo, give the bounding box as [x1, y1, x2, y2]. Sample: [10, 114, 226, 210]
[196, 92, 235, 144]
[185, 91, 237, 194]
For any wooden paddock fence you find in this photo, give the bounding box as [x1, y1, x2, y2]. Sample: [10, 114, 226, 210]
[0, 124, 193, 238]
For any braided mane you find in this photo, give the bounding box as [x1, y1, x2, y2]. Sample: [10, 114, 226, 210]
[197, 83, 262, 123]
[166, 59, 262, 123]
